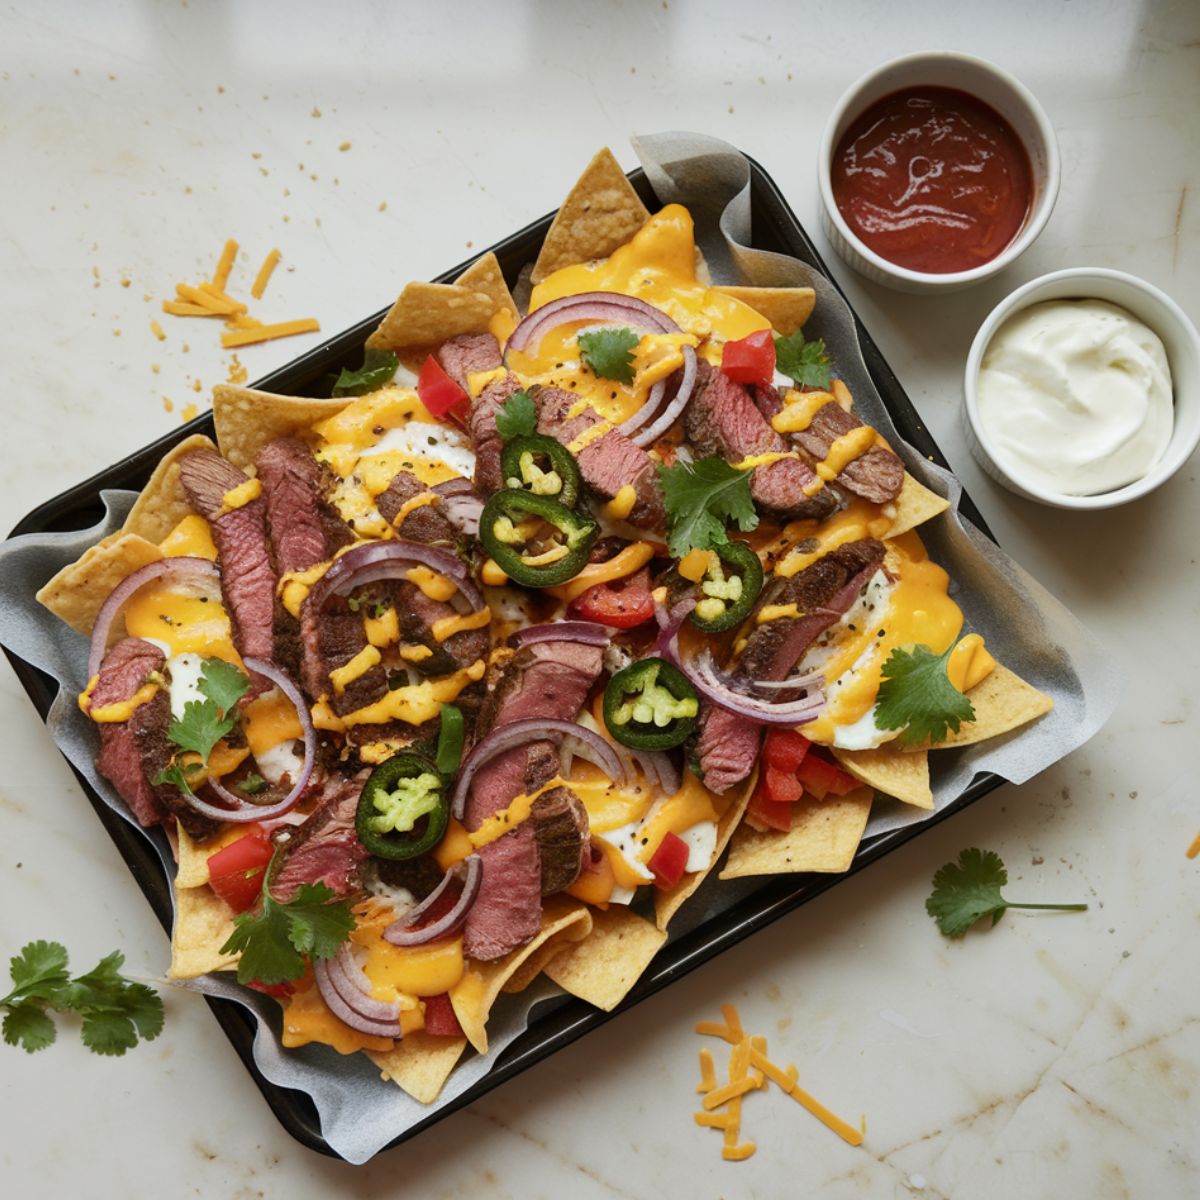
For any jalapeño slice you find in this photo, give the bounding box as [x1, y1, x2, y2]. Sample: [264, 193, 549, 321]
[688, 541, 764, 634]
[479, 490, 598, 588]
[355, 751, 449, 860]
[501, 434, 582, 509]
[603, 657, 699, 751]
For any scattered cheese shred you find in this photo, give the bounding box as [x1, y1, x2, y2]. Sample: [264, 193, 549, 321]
[150, 319, 166, 341]
[703, 1077, 758, 1110]
[696, 1048, 717, 1094]
[221, 318, 320, 349]
[162, 300, 213, 317]
[251, 248, 281, 299]
[211, 239, 239, 291]
[176, 283, 244, 315]
[1187, 831, 1200, 859]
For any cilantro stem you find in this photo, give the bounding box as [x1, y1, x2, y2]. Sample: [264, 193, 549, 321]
[1005, 903, 1089, 911]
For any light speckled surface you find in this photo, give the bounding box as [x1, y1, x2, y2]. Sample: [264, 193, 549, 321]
[1, 1, 1198, 1195]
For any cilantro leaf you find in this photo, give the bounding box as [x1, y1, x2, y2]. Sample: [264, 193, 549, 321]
[926, 848, 1088, 938]
[655, 456, 759, 558]
[165, 658, 249, 762]
[874, 643, 976, 746]
[3, 1003, 56, 1053]
[578, 327, 640, 384]
[495, 390, 537, 440]
[80, 1010, 140, 1057]
[332, 348, 400, 398]
[774, 330, 832, 390]
[9, 940, 70, 1000]
[198, 657, 250, 716]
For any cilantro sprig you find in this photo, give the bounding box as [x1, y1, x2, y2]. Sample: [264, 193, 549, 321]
[2, 941, 164, 1056]
[774, 329, 831, 390]
[656, 456, 758, 558]
[874, 643, 976, 746]
[154, 658, 249, 795]
[578, 327, 640, 384]
[332, 348, 400, 398]
[495, 389, 537, 440]
[926, 849, 1088, 938]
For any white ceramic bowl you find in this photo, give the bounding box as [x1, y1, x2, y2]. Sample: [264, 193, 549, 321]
[818, 52, 1060, 295]
[963, 268, 1200, 509]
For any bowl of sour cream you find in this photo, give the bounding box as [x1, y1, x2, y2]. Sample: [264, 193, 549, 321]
[963, 268, 1200, 509]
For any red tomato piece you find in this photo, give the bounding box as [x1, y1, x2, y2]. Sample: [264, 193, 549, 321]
[747, 774, 795, 832]
[796, 755, 859, 797]
[247, 979, 295, 999]
[570, 567, 655, 629]
[763, 730, 811, 774]
[417, 355, 469, 422]
[422, 992, 465, 1038]
[763, 765, 803, 806]
[720, 329, 776, 389]
[207, 828, 273, 914]
[647, 831, 691, 890]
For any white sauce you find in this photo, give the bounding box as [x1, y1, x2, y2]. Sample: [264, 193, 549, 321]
[164, 652, 206, 721]
[679, 819, 718, 872]
[832, 703, 898, 751]
[255, 741, 304, 785]
[977, 299, 1173, 496]
[360, 420, 476, 479]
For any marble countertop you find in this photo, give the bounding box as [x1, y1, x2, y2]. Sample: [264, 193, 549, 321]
[1, 1, 1197, 1195]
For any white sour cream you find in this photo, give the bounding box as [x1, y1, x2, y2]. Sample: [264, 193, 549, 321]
[359, 420, 476, 479]
[976, 299, 1173, 496]
[164, 652, 207, 721]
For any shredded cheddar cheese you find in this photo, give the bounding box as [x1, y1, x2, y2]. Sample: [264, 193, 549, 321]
[211, 239, 238, 291]
[697, 1048, 717, 1094]
[251, 248, 281, 299]
[1187, 831, 1200, 860]
[221, 318, 320, 349]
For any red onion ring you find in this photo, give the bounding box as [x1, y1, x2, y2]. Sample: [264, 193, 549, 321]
[384, 855, 482, 947]
[325, 943, 407, 1026]
[616, 378, 668, 440]
[631, 750, 681, 797]
[313, 958, 403, 1038]
[173, 657, 315, 823]
[87, 556, 220, 679]
[307, 540, 483, 615]
[451, 717, 630, 821]
[630, 345, 698, 448]
[506, 292, 680, 358]
[510, 621, 613, 649]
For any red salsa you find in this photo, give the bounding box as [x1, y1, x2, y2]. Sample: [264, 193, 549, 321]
[832, 86, 1032, 274]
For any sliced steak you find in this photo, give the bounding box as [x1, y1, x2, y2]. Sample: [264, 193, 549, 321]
[270, 772, 368, 902]
[436, 332, 502, 393]
[695, 707, 765, 798]
[754, 386, 905, 505]
[535, 387, 665, 529]
[530, 785, 589, 894]
[685, 363, 836, 521]
[178, 449, 276, 664]
[396, 582, 492, 677]
[466, 830, 544, 960]
[375, 469, 459, 545]
[471, 371, 524, 494]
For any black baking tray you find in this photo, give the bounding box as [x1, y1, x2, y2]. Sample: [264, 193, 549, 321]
[3, 155, 1001, 1158]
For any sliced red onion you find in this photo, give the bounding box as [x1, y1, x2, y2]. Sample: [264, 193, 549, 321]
[324, 944, 406, 1026]
[451, 718, 630, 821]
[307, 540, 483, 615]
[630, 345, 698, 448]
[506, 292, 680, 358]
[384, 855, 482, 947]
[431, 483, 484, 537]
[174, 658, 315, 823]
[511, 621, 614, 649]
[560, 733, 619, 780]
[615, 377, 668, 440]
[313, 958, 402, 1038]
[631, 750, 681, 797]
[87, 556, 220, 679]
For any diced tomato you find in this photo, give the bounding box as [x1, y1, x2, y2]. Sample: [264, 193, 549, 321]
[417, 355, 469, 423]
[747, 771, 795, 832]
[763, 730, 811, 774]
[796, 754, 859, 798]
[207, 828, 273, 914]
[247, 979, 295, 999]
[762, 765, 803, 806]
[570, 567, 655, 629]
[720, 329, 776, 389]
[423, 992, 464, 1038]
[647, 831, 691, 890]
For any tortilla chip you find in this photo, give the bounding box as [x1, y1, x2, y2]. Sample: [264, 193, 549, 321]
[500, 930, 583, 996]
[531, 148, 651, 284]
[655, 771, 757, 930]
[833, 746, 933, 810]
[368, 1033, 468, 1104]
[213, 385, 350, 471]
[449, 897, 592, 1054]
[910, 663, 1054, 751]
[720, 786, 874, 879]
[542, 906, 667, 1012]
[122, 433, 214, 543]
[35, 532, 164, 636]
[365, 281, 497, 362]
[175, 821, 248, 888]
[169, 884, 239, 978]
[454, 251, 517, 318]
[712, 285, 816, 335]
[888, 473, 950, 538]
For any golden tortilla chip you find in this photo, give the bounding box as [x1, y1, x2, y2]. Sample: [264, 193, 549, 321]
[712, 285, 815, 335]
[500, 930, 583, 996]
[531, 148, 651, 284]
[720, 786, 874, 879]
[454, 251, 517, 318]
[365, 281, 497, 362]
[655, 771, 757, 930]
[213, 385, 350, 471]
[122, 434, 214, 543]
[449, 897, 592, 1054]
[169, 884, 239, 978]
[175, 821, 248, 888]
[35, 532, 164, 636]
[542, 906, 667, 1012]
[888, 473, 950, 538]
[833, 746, 933, 810]
[368, 1033, 468, 1105]
[910, 663, 1053, 751]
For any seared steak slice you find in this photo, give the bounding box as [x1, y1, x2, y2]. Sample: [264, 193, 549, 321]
[695, 708, 764, 798]
[179, 450, 277, 664]
[531, 785, 589, 894]
[471, 372, 524, 494]
[466, 830, 544, 961]
[301, 595, 391, 715]
[686, 363, 836, 521]
[436, 332, 502, 393]
[535, 387, 665, 529]
[396, 583, 491, 677]
[270, 772, 367, 902]
[753, 386, 905, 505]
[375, 469, 458, 545]
[136, 690, 222, 841]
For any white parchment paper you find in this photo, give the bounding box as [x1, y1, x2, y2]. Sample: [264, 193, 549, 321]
[0, 134, 1119, 1162]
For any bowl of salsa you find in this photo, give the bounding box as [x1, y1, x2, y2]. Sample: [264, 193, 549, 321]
[818, 52, 1060, 294]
